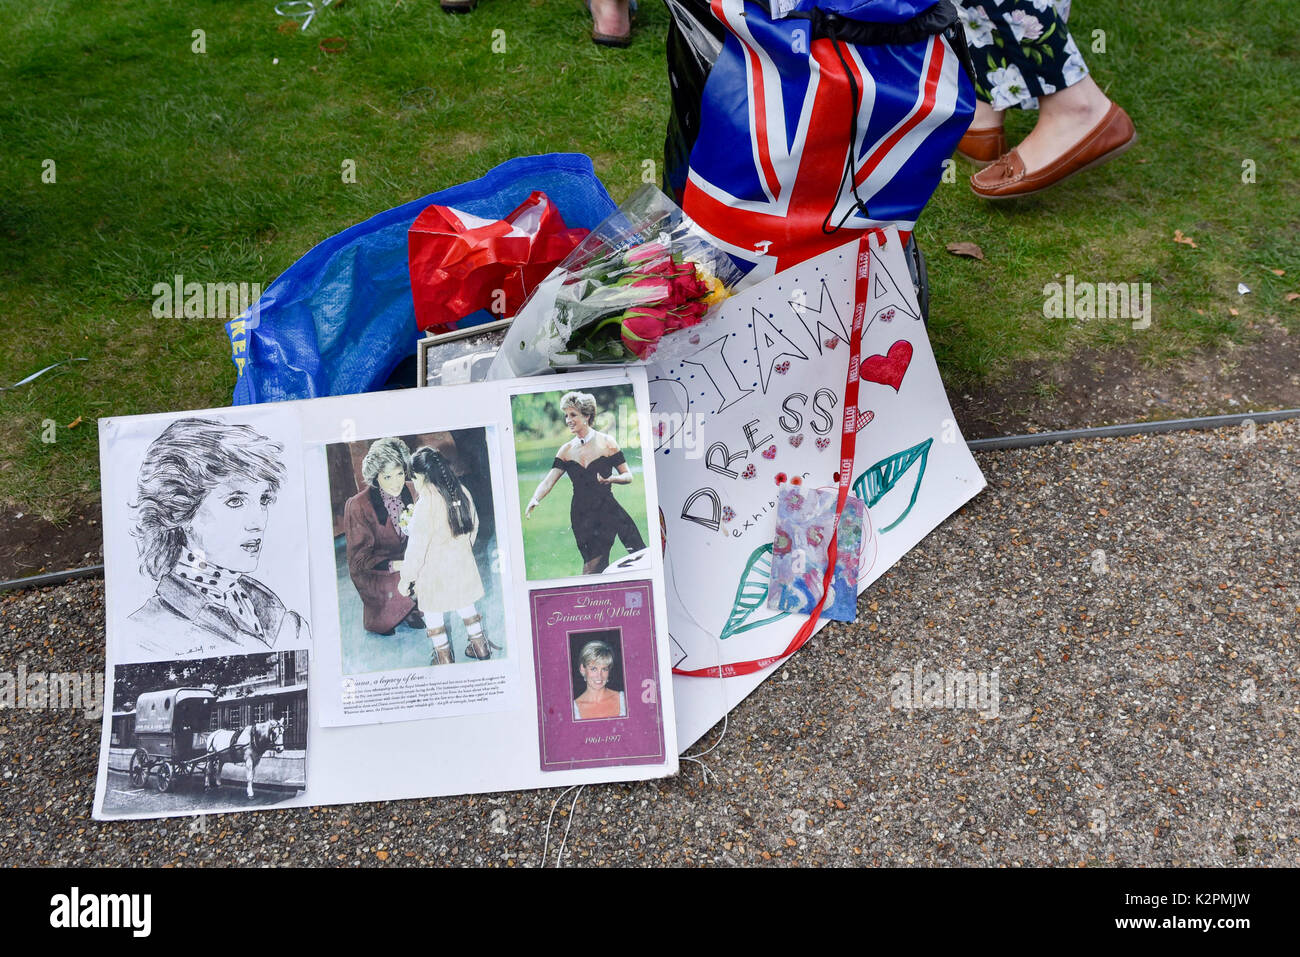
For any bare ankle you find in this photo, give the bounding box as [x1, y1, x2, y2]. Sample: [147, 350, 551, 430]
[971, 100, 1004, 130]
[590, 0, 630, 33]
[1039, 76, 1111, 123]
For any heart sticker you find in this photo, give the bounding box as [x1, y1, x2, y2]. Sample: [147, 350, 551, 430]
[775, 360, 790, 375]
[762, 444, 777, 460]
[856, 409, 875, 432]
[789, 434, 804, 448]
[861, 340, 913, 392]
[741, 464, 757, 479]
[825, 337, 839, 350]
[815, 437, 831, 450]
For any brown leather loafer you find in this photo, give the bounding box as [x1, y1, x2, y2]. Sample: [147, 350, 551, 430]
[955, 126, 1008, 167]
[970, 103, 1137, 199]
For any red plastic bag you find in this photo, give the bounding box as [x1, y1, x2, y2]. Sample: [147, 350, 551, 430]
[408, 189, 589, 331]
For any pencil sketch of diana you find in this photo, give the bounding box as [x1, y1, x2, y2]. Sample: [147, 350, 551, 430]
[122, 417, 310, 659]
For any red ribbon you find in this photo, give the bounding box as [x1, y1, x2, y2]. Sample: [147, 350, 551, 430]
[673, 232, 876, 678]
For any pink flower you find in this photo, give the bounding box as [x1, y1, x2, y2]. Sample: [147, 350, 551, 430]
[633, 258, 678, 277]
[624, 242, 670, 266]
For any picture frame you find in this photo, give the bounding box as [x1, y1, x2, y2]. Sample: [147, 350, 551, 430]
[416, 318, 514, 388]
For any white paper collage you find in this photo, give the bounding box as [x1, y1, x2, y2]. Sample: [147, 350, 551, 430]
[94, 369, 679, 819]
[93, 231, 983, 819]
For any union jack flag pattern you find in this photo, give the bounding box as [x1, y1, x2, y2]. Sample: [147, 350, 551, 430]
[679, 0, 975, 284]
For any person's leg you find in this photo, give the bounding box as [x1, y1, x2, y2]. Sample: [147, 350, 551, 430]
[952, 2, 1023, 160]
[970, 100, 1005, 132]
[590, 0, 631, 41]
[428, 614, 454, 665]
[613, 506, 646, 556]
[582, 553, 610, 575]
[954, 2, 1011, 132]
[1012, 74, 1112, 172]
[460, 604, 493, 660]
[962, 0, 1133, 193]
[958, 0, 1084, 117]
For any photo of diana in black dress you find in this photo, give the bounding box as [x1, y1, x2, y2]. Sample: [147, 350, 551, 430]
[525, 390, 647, 575]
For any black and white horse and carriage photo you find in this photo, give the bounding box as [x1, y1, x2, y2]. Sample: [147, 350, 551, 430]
[102, 652, 308, 816]
[125, 688, 285, 798]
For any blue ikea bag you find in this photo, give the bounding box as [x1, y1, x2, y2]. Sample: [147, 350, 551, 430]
[227, 153, 616, 405]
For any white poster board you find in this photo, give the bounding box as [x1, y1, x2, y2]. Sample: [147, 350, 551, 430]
[648, 231, 986, 748]
[94, 369, 678, 819]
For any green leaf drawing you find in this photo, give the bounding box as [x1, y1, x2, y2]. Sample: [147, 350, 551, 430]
[718, 543, 788, 640]
[852, 437, 934, 534]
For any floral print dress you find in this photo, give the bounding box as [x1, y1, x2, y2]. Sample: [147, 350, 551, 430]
[954, 0, 1090, 111]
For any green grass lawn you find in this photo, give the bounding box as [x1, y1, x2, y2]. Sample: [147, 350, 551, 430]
[2, 0, 1298, 520]
[515, 439, 649, 581]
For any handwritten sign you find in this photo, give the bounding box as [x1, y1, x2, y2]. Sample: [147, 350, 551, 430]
[649, 231, 986, 748]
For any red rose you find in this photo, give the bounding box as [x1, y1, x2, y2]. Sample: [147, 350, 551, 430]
[665, 300, 708, 331]
[626, 276, 674, 306]
[620, 306, 671, 357]
[668, 272, 708, 303]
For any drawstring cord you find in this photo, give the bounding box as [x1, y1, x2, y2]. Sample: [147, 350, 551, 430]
[821, 17, 873, 236]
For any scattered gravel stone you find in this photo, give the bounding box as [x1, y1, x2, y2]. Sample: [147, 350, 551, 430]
[1, 419, 1296, 866]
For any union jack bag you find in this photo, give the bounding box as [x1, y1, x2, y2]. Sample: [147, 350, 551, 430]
[665, 0, 976, 286]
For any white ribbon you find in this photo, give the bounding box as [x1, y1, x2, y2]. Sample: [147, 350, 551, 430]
[274, 0, 337, 32]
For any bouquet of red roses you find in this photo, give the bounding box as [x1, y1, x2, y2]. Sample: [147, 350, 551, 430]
[488, 186, 741, 376]
[551, 237, 732, 362]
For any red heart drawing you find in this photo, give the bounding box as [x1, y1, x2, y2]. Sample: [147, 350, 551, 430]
[861, 340, 912, 392]
[762, 444, 777, 460]
[825, 337, 839, 350]
[815, 437, 831, 450]
[741, 464, 757, 479]
[789, 434, 804, 448]
[856, 409, 875, 432]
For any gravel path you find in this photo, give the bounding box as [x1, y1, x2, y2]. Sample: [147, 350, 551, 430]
[2, 419, 1296, 867]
